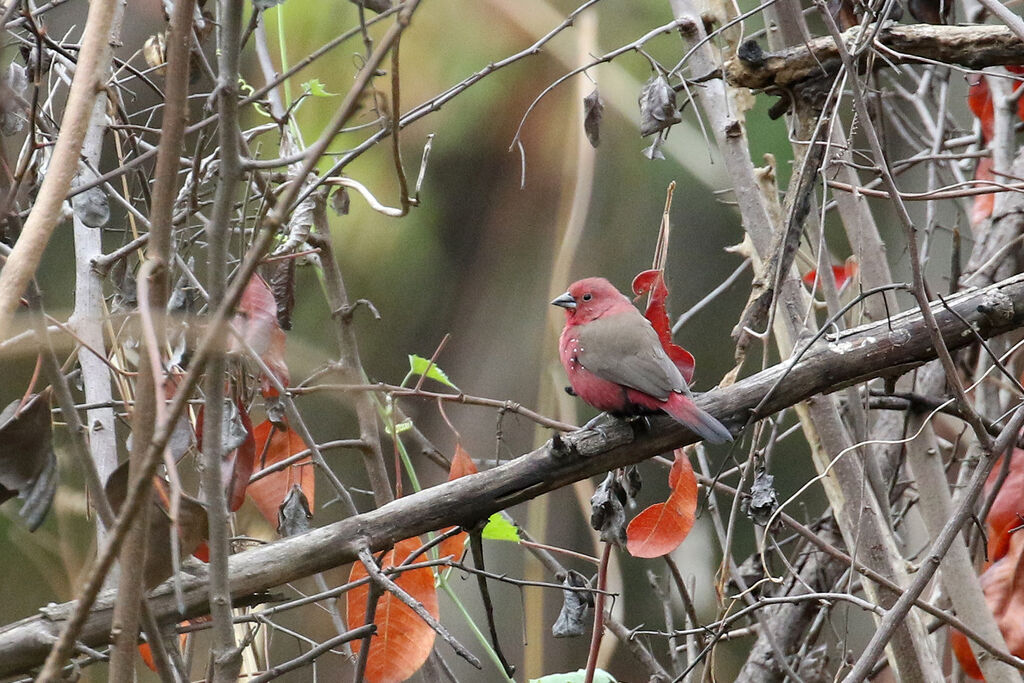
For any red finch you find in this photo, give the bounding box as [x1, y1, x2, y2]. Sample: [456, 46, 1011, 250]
[552, 277, 732, 444]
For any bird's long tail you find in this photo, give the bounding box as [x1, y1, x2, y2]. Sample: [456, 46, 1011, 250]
[663, 392, 733, 444]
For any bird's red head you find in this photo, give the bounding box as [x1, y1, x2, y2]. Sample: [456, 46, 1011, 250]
[551, 277, 631, 324]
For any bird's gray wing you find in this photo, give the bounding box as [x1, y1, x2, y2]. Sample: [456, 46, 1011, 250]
[575, 311, 686, 400]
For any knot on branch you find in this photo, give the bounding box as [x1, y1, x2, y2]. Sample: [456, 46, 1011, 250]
[977, 290, 1015, 325]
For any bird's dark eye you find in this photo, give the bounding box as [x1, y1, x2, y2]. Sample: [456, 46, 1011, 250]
[582, 292, 592, 301]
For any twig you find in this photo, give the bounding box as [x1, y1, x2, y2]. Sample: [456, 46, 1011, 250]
[356, 547, 482, 669]
[0, 0, 120, 339]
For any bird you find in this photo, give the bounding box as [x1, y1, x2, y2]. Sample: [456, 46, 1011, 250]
[552, 277, 732, 444]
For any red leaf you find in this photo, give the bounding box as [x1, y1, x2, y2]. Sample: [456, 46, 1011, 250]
[952, 447, 1024, 678]
[626, 450, 698, 558]
[439, 444, 477, 561]
[139, 631, 188, 672]
[965, 69, 1024, 227]
[247, 420, 314, 530]
[631, 269, 695, 383]
[802, 258, 859, 293]
[972, 157, 996, 227]
[346, 537, 439, 683]
[233, 274, 290, 396]
[985, 449, 1024, 564]
[953, 531, 1024, 680]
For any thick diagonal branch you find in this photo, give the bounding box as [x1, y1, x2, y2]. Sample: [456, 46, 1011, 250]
[726, 24, 1024, 90]
[1, 274, 1024, 675]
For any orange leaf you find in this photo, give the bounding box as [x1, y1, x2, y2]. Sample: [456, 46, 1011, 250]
[953, 532, 1024, 679]
[952, 446, 1024, 677]
[972, 157, 996, 228]
[247, 420, 314, 529]
[631, 269, 695, 383]
[346, 538, 439, 683]
[626, 450, 698, 558]
[438, 444, 477, 561]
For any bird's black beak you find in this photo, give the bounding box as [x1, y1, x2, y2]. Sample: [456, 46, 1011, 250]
[551, 292, 576, 310]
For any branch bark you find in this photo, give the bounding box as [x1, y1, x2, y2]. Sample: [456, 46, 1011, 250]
[725, 24, 1024, 90]
[2, 273, 1024, 676]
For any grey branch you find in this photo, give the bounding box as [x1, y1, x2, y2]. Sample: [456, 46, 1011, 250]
[725, 24, 1024, 90]
[2, 273, 1024, 676]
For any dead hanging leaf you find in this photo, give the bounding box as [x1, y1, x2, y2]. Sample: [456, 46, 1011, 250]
[632, 269, 695, 383]
[583, 88, 604, 148]
[907, 0, 951, 24]
[232, 274, 290, 397]
[826, 0, 858, 30]
[0, 62, 27, 136]
[0, 390, 57, 531]
[626, 450, 698, 558]
[641, 136, 666, 161]
[277, 483, 312, 536]
[346, 537, 439, 683]
[438, 443, 478, 561]
[330, 186, 351, 216]
[591, 471, 629, 546]
[143, 33, 167, 75]
[638, 74, 681, 138]
[104, 461, 209, 589]
[247, 419, 314, 531]
[552, 569, 593, 638]
[196, 398, 256, 512]
[267, 258, 296, 331]
[743, 468, 778, 526]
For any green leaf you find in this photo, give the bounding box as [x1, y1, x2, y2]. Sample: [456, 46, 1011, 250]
[481, 513, 520, 543]
[408, 354, 459, 390]
[531, 670, 617, 683]
[302, 78, 336, 97]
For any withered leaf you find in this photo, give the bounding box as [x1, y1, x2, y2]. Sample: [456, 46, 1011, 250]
[0, 63, 27, 136]
[907, 0, 949, 24]
[71, 181, 110, 229]
[583, 88, 604, 148]
[639, 74, 681, 138]
[641, 137, 666, 161]
[552, 569, 593, 638]
[623, 465, 641, 506]
[0, 390, 57, 531]
[591, 471, 627, 546]
[267, 258, 296, 331]
[277, 483, 312, 536]
[105, 461, 209, 589]
[330, 187, 351, 216]
[744, 468, 778, 526]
